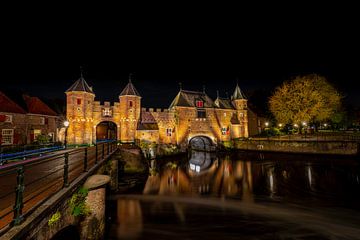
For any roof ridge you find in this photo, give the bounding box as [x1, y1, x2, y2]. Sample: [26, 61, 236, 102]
[181, 89, 205, 94]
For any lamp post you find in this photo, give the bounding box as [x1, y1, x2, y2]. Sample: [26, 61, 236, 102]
[64, 120, 69, 149]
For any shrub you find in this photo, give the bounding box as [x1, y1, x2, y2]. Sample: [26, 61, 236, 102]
[48, 211, 61, 227]
[69, 187, 91, 217]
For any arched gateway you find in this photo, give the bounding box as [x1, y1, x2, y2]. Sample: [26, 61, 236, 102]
[189, 136, 214, 151]
[96, 121, 117, 142]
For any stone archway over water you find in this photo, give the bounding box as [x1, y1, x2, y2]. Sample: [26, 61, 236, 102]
[189, 136, 214, 151]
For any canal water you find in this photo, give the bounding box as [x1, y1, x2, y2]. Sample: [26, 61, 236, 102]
[106, 151, 360, 239]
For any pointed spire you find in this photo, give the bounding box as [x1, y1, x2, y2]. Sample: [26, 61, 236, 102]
[225, 91, 229, 99]
[65, 67, 94, 93]
[120, 74, 140, 97]
[203, 84, 206, 93]
[179, 82, 182, 91]
[216, 90, 219, 99]
[232, 81, 246, 100]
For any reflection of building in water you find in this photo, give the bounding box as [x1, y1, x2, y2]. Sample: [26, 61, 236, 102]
[188, 151, 214, 173]
[158, 168, 191, 195]
[116, 199, 143, 239]
[143, 152, 260, 199]
[211, 157, 255, 200]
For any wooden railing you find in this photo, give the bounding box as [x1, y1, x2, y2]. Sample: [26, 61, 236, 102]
[0, 141, 118, 233]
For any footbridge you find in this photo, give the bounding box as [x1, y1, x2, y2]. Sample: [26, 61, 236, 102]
[0, 141, 118, 240]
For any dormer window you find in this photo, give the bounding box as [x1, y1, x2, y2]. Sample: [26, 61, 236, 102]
[77, 99, 82, 105]
[129, 101, 133, 107]
[196, 100, 203, 108]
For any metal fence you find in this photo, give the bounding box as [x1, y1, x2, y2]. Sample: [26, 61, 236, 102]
[0, 141, 117, 233]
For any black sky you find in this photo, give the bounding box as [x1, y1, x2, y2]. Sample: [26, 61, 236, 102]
[2, 4, 360, 108]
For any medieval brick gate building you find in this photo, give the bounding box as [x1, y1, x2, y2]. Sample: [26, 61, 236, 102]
[65, 75, 249, 148]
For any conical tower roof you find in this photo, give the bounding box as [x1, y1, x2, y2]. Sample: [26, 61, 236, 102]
[119, 77, 141, 97]
[66, 76, 94, 94]
[231, 83, 246, 100]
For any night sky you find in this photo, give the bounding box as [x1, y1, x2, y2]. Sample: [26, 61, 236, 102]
[2, 5, 359, 109]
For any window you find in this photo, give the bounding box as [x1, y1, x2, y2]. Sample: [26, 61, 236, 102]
[196, 100, 203, 108]
[129, 101, 133, 107]
[1, 129, 14, 145]
[5, 115, 12, 123]
[166, 128, 172, 136]
[77, 99, 82, 105]
[39, 117, 45, 125]
[221, 127, 230, 135]
[0, 115, 12, 123]
[48, 132, 54, 142]
[102, 108, 112, 117]
[197, 109, 206, 118]
[33, 129, 41, 141]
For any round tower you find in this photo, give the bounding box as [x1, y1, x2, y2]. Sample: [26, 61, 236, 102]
[119, 75, 141, 143]
[65, 75, 95, 145]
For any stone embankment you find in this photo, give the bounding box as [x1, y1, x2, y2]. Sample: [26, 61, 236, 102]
[233, 139, 359, 155]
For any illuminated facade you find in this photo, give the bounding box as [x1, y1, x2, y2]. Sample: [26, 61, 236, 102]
[65, 76, 249, 146]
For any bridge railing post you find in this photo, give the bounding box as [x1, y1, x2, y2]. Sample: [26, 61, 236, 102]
[63, 152, 69, 188]
[95, 144, 98, 164]
[84, 148, 88, 172]
[107, 142, 110, 155]
[12, 166, 24, 226]
[102, 143, 105, 160]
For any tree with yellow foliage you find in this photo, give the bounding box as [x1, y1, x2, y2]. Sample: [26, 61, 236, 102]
[269, 74, 342, 127]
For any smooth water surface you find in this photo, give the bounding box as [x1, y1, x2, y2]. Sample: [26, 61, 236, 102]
[107, 151, 360, 239]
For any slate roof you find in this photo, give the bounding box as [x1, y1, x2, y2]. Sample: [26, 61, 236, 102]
[214, 97, 235, 109]
[137, 123, 159, 130]
[120, 81, 141, 96]
[23, 95, 58, 116]
[169, 90, 215, 108]
[66, 77, 94, 94]
[137, 111, 159, 130]
[231, 84, 246, 100]
[0, 91, 27, 114]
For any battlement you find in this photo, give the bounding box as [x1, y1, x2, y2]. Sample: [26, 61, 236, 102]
[94, 101, 118, 107]
[141, 108, 170, 113]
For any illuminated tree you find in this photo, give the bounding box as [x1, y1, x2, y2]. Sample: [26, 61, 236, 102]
[269, 74, 342, 126]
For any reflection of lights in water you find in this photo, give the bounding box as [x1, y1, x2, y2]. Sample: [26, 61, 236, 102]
[307, 166, 312, 186]
[189, 163, 201, 172]
[269, 172, 274, 193]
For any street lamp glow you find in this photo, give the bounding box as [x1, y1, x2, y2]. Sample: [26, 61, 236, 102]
[278, 123, 282, 127]
[302, 122, 307, 126]
[265, 122, 269, 127]
[294, 124, 298, 128]
[324, 123, 327, 127]
[64, 120, 70, 127]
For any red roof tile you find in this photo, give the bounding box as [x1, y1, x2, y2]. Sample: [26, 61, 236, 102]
[0, 91, 26, 114]
[23, 95, 58, 116]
